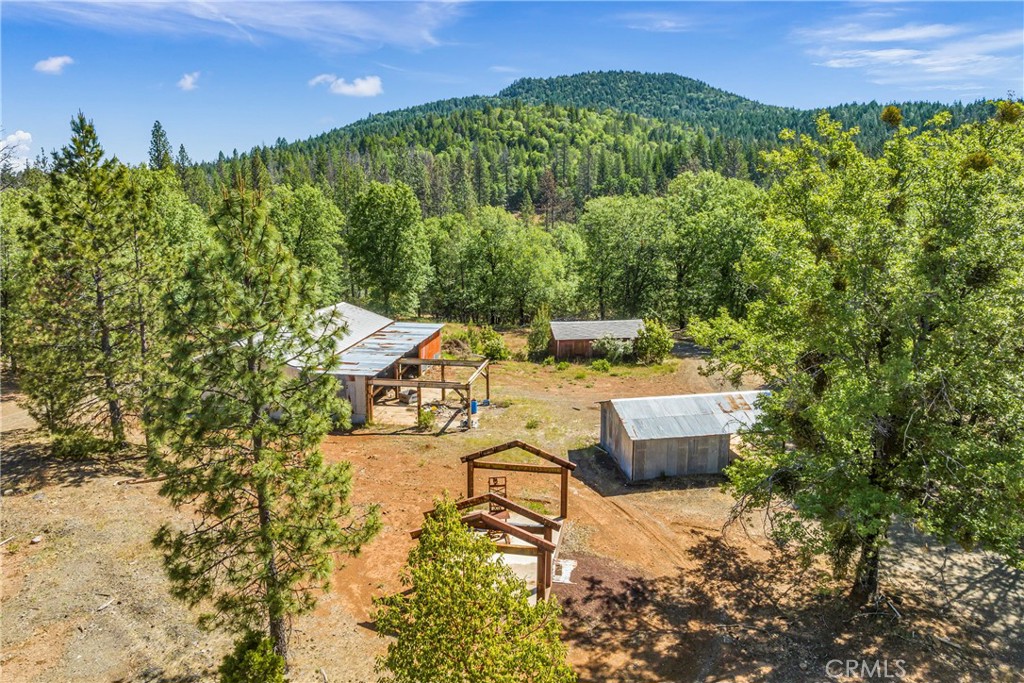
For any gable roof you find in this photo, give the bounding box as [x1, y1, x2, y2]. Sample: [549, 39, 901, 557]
[603, 390, 768, 441]
[460, 440, 576, 471]
[550, 319, 644, 342]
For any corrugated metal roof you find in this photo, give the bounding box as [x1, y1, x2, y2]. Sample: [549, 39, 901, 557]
[331, 321, 443, 377]
[316, 302, 393, 354]
[550, 319, 644, 342]
[605, 391, 768, 441]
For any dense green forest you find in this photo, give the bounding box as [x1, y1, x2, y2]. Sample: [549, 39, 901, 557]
[182, 71, 995, 223]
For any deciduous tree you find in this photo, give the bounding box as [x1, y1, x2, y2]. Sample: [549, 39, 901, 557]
[693, 107, 1024, 604]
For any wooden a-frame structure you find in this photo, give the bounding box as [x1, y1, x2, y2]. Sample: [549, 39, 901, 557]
[460, 440, 577, 519]
[411, 492, 562, 600]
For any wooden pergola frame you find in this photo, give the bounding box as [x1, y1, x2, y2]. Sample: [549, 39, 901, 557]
[364, 357, 490, 423]
[460, 440, 577, 519]
[410, 502, 560, 600]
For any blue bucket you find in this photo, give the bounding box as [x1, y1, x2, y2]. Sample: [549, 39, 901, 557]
[470, 399, 478, 415]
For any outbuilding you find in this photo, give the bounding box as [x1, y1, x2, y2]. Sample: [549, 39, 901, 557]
[287, 302, 443, 424]
[548, 319, 644, 359]
[599, 391, 768, 480]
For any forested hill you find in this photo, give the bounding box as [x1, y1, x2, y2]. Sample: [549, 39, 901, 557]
[198, 71, 997, 217]
[497, 71, 992, 145]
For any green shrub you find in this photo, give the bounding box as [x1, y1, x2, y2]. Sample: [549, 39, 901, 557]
[541, 356, 555, 366]
[634, 318, 674, 364]
[480, 335, 510, 361]
[525, 418, 540, 430]
[591, 334, 633, 363]
[573, 371, 587, 380]
[590, 359, 611, 373]
[556, 361, 570, 371]
[416, 409, 436, 432]
[219, 632, 285, 683]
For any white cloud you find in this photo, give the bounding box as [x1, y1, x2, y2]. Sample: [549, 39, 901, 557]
[795, 13, 1024, 92]
[34, 55, 74, 75]
[309, 74, 383, 97]
[618, 12, 695, 33]
[489, 65, 520, 74]
[8, 1, 464, 51]
[1, 130, 34, 170]
[177, 71, 200, 91]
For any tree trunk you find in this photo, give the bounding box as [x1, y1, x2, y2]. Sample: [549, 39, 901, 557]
[95, 269, 125, 446]
[249, 348, 288, 665]
[849, 530, 883, 605]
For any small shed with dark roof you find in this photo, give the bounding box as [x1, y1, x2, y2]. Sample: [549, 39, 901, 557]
[548, 319, 644, 359]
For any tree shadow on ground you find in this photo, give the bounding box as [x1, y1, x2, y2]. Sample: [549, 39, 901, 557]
[567, 446, 724, 498]
[672, 338, 711, 359]
[0, 428, 145, 492]
[555, 533, 1016, 682]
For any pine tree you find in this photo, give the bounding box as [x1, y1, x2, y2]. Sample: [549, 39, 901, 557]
[21, 114, 137, 448]
[151, 176, 380, 663]
[149, 120, 173, 170]
[374, 498, 575, 683]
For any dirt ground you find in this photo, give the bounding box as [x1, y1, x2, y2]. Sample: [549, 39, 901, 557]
[2, 337, 1022, 682]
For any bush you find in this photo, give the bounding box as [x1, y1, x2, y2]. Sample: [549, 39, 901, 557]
[556, 361, 570, 371]
[526, 304, 552, 360]
[634, 318, 674, 364]
[469, 325, 510, 361]
[541, 356, 555, 366]
[590, 359, 611, 373]
[416, 409, 436, 432]
[525, 418, 540, 430]
[219, 632, 285, 683]
[591, 334, 633, 363]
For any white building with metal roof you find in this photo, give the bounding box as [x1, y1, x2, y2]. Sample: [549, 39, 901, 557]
[599, 390, 768, 480]
[286, 302, 443, 424]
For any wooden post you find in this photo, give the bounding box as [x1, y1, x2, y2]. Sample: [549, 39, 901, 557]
[485, 367, 490, 401]
[560, 467, 569, 518]
[441, 364, 446, 401]
[466, 382, 473, 425]
[417, 387, 422, 415]
[537, 551, 546, 601]
[466, 461, 474, 498]
[394, 363, 400, 400]
[365, 380, 373, 424]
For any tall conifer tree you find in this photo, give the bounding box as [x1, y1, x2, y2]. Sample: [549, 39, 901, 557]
[151, 176, 380, 663]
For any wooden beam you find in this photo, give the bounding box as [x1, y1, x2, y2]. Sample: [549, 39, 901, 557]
[478, 513, 557, 552]
[447, 493, 562, 530]
[485, 367, 490, 401]
[367, 377, 467, 390]
[466, 460, 474, 499]
[493, 544, 539, 557]
[440, 363, 446, 400]
[465, 358, 490, 387]
[460, 440, 577, 471]
[396, 358, 486, 368]
[472, 462, 563, 475]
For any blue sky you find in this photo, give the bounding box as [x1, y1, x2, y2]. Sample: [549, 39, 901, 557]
[3, 1, 1022, 166]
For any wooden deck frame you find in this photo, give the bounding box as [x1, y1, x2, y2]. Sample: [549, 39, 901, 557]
[364, 357, 490, 423]
[461, 440, 576, 519]
[410, 508, 558, 600]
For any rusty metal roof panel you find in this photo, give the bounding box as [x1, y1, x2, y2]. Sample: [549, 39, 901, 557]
[605, 391, 768, 441]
